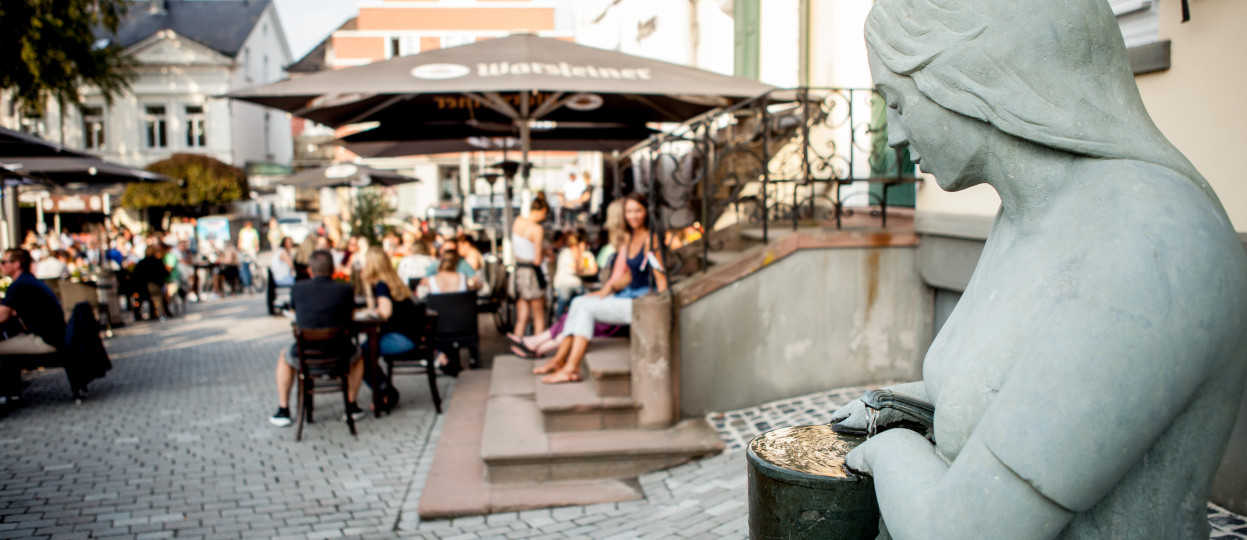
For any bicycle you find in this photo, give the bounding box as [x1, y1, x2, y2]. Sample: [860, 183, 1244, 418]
[238, 254, 267, 295]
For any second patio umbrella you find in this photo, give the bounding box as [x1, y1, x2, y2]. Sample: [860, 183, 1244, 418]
[277, 163, 419, 189]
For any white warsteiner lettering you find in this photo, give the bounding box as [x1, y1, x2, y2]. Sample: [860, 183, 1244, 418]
[476, 62, 652, 80]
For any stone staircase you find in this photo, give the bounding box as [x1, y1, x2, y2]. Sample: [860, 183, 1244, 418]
[418, 337, 724, 519]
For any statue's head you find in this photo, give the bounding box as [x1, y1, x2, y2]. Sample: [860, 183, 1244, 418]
[865, 0, 1203, 191]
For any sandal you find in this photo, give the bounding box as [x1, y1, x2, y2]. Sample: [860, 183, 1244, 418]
[511, 345, 536, 359]
[541, 370, 581, 384]
[506, 335, 537, 357]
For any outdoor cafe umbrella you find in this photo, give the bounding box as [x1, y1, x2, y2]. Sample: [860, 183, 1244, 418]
[229, 33, 773, 248]
[1, 157, 173, 186]
[0, 127, 96, 159]
[0, 128, 173, 246]
[277, 163, 419, 189]
[340, 122, 657, 158]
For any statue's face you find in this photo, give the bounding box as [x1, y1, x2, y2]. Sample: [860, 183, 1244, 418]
[868, 53, 993, 192]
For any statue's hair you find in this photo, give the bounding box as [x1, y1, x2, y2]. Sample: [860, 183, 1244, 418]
[865, 0, 1212, 198]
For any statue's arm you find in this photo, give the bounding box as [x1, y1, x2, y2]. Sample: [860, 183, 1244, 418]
[848, 428, 1073, 539]
[828, 381, 928, 432]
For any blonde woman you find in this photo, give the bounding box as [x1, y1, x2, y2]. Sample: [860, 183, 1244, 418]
[595, 199, 627, 283]
[360, 247, 421, 357]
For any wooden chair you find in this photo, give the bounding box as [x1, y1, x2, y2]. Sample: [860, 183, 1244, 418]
[380, 306, 442, 413]
[292, 326, 358, 441]
[425, 291, 480, 372]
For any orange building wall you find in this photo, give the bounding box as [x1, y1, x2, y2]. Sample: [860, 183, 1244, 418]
[332, 36, 385, 62]
[357, 7, 555, 31]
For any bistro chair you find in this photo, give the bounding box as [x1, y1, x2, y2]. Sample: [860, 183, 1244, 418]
[292, 326, 358, 441]
[425, 290, 480, 372]
[379, 306, 442, 413]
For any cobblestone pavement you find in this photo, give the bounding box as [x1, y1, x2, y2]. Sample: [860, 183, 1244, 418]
[0, 295, 449, 539]
[1, 293, 1244, 539]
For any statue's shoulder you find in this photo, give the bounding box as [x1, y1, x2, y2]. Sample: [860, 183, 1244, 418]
[1059, 159, 1247, 315]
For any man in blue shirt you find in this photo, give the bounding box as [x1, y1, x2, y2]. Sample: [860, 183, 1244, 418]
[0, 249, 66, 356]
[269, 250, 365, 427]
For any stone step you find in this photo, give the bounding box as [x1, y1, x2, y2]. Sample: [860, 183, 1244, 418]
[582, 337, 632, 398]
[480, 394, 724, 484]
[535, 375, 639, 432]
[417, 370, 642, 520]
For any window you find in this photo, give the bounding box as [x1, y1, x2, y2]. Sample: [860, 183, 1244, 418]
[264, 112, 272, 159]
[390, 37, 401, 58]
[185, 105, 206, 148]
[145, 105, 168, 148]
[1115, 0, 1160, 48]
[438, 165, 461, 202]
[81, 106, 105, 150]
[19, 114, 44, 136]
[263, 55, 269, 82]
[244, 48, 252, 81]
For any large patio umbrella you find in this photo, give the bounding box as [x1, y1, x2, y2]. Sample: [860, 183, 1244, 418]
[340, 122, 657, 158]
[277, 163, 419, 189]
[0, 128, 173, 247]
[229, 34, 773, 246]
[0, 127, 94, 159]
[1, 157, 173, 186]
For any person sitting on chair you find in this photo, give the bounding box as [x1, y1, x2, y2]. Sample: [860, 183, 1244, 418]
[0, 248, 66, 357]
[269, 250, 365, 427]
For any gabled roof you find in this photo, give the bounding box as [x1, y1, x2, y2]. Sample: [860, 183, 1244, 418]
[98, 1, 271, 58]
[287, 18, 357, 74]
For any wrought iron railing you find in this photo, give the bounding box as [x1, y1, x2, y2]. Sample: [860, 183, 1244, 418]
[617, 87, 916, 279]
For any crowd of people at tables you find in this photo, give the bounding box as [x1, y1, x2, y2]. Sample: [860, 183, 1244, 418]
[8, 221, 268, 322]
[267, 191, 688, 426]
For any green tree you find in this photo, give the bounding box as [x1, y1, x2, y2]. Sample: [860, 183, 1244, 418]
[122, 154, 249, 212]
[349, 188, 393, 245]
[0, 0, 137, 117]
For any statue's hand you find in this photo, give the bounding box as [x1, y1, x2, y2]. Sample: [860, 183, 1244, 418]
[828, 396, 906, 435]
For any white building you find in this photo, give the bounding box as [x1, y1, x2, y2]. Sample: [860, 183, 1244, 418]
[4, 0, 294, 171]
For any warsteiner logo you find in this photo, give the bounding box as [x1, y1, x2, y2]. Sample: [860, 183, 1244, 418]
[411, 63, 472, 80]
[477, 62, 652, 80]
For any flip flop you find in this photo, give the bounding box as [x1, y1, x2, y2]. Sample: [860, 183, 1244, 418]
[541, 370, 581, 384]
[511, 345, 536, 359]
[506, 335, 537, 357]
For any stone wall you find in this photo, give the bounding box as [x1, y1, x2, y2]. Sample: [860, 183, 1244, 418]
[675, 234, 931, 416]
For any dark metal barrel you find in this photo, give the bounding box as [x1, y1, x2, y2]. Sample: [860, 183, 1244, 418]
[747, 425, 880, 539]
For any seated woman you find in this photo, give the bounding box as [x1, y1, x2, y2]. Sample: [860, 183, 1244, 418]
[535, 193, 667, 384]
[420, 250, 480, 298]
[360, 247, 421, 358]
[421, 250, 480, 374]
[552, 229, 598, 318]
[827, 1, 1247, 538]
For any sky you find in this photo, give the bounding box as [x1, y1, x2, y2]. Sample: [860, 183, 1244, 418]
[271, 0, 362, 60]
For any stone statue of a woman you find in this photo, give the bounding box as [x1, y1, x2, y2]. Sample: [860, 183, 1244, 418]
[828, 0, 1247, 538]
